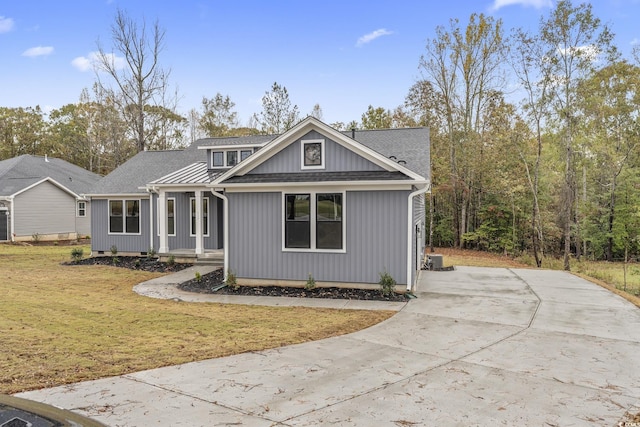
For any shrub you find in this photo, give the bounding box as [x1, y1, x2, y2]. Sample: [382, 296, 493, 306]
[110, 245, 118, 256]
[31, 233, 40, 243]
[225, 269, 237, 288]
[70, 247, 84, 263]
[195, 271, 202, 282]
[305, 273, 316, 290]
[378, 270, 396, 296]
[167, 255, 175, 266]
[112, 256, 119, 265]
[147, 247, 157, 259]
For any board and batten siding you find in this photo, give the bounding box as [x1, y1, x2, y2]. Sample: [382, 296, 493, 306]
[411, 192, 427, 284]
[151, 192, 222, 250]
[91, 198, 151, 253]
[13, 181, 76, 237]
[249, 130, 384, 175]
[227, 190, 410, 285]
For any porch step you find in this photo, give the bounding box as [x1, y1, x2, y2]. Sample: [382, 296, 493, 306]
[195, 259, 223, 267]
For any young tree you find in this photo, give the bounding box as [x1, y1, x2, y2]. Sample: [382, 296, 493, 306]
[254, 82, 300, 134]
[309, 103, 323, 121]
[539, 0, 616, 270]
[95, 8, 172, 153]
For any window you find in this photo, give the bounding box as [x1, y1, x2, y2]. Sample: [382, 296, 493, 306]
[285, 194, 311, 248]
[284, 192, 344, 251]
[227, 150, 238, 167]
[190, 197, 209, 236]
[240, 149, 252, 161]
[212, 151, 224, 167]
[109, 199, 140, 234]
[301, 139, 325, 169]
[77, 201, 86, 217]
[316, 194, 342, 249]
[157, 197, 176, 236]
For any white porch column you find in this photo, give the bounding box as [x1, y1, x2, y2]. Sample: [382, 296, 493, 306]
[195, 189, 204, 255]
[158, 189, 168, 254]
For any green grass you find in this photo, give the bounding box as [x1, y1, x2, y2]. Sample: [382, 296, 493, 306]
[0, 244, 393, 394]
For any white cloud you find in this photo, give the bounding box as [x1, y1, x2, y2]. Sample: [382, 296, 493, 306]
[72, 51, 126, 72]
[0, 16, 14, 33]
[631, 38, 640, 46]
[490, 0, 552, 11]
[558, 44, 599, 62]
[356, 28, 393, 47]
[22, 46, 54, 57]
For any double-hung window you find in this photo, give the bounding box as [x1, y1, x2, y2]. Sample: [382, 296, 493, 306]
[190, 197, 209, 236]
[109, 199, 140, 234]
[284, 192, 344, 251]
[212, 151, 224, 167]
[77, 201, 86, 217]
[157, 197, 176, 236]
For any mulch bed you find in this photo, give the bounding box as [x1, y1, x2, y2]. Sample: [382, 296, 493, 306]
[68, 256, 409, 302]
[178, 269, 409, 302]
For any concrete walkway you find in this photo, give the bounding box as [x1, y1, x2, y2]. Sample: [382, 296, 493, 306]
[17, 267, 640, 426]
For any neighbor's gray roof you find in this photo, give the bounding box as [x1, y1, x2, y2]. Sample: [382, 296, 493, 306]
[0, 154, 101, 197]
[90, 149, 204, 194]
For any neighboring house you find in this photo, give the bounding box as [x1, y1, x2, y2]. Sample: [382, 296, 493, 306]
[89, 118, 430, 290]
[0, 155, 102, 242]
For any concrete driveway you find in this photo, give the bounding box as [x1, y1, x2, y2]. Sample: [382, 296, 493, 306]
[17, 267, 640, 426]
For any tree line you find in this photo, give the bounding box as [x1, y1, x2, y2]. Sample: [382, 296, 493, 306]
[1, 1, 639, 268]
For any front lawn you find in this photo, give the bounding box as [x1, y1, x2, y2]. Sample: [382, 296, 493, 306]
[0, 244, 393, 394]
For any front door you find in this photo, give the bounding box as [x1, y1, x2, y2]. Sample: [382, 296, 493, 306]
[0, 210, 8, 241]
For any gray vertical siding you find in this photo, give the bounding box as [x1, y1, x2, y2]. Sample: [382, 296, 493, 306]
[250, 131, 384, 174]
[411, 192, 427, 285]
[91, 197, 151, 253]
[14, 181, 76, 237]
[228, 190, 409, 285]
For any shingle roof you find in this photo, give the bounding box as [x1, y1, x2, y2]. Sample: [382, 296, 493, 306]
[0, 155, 101, 197]
[90, 149, 204, 194]
[94, 124, 430, 194]
[222, 171, 412, 184]
[345, 128, 430, 180]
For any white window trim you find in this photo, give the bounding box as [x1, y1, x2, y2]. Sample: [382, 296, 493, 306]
[300, 139, 325, 170]
[211, 149, 253, 168]
[281, 190, 346, 253]
[108, 199, 142, 235]
[77, 201, 86, 217]
[190, 196, 210, 237]
[157, 197, 176, 237]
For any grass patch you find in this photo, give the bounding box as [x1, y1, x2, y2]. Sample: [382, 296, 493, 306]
[0, 244, 393, 394]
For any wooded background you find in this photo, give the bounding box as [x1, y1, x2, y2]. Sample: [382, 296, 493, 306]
[2, 1, 639, 269]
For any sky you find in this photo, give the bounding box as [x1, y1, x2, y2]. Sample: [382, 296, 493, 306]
[1, 0, 640, 126]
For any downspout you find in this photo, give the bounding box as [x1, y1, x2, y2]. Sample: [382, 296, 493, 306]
[210, 189, 228, 280]
[406, 184, 429, 292]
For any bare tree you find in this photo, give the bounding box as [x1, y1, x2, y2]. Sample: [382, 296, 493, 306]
[95, 9, 170, 153]
[253, 82, 300, 134]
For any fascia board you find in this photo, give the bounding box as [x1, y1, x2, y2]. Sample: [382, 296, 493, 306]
[11, 177, 79, 199]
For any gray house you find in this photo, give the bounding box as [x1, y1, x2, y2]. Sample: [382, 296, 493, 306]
[89, 118, 430, 290]
[0, 154, 101, 242]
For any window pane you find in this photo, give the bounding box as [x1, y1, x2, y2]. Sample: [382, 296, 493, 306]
[303, 142, 322, 166]
[317, 194, 342, 221]
[286, 194, 310, 220]
[203, 198, 209, 236]
[240, 150, 252, 161]
[285, 194, 310, 248]
[227, 151, 238, 166]
[212, 152, 224, 167]
[167, 199, 175, 235]
[191, 198, 196, 235]
[286, 222, 310, 248]
[126, 200, 140, 234]
[317, 193, 342, 250]
[109, 201, 123, 233]
[317, 222, 342, 249]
